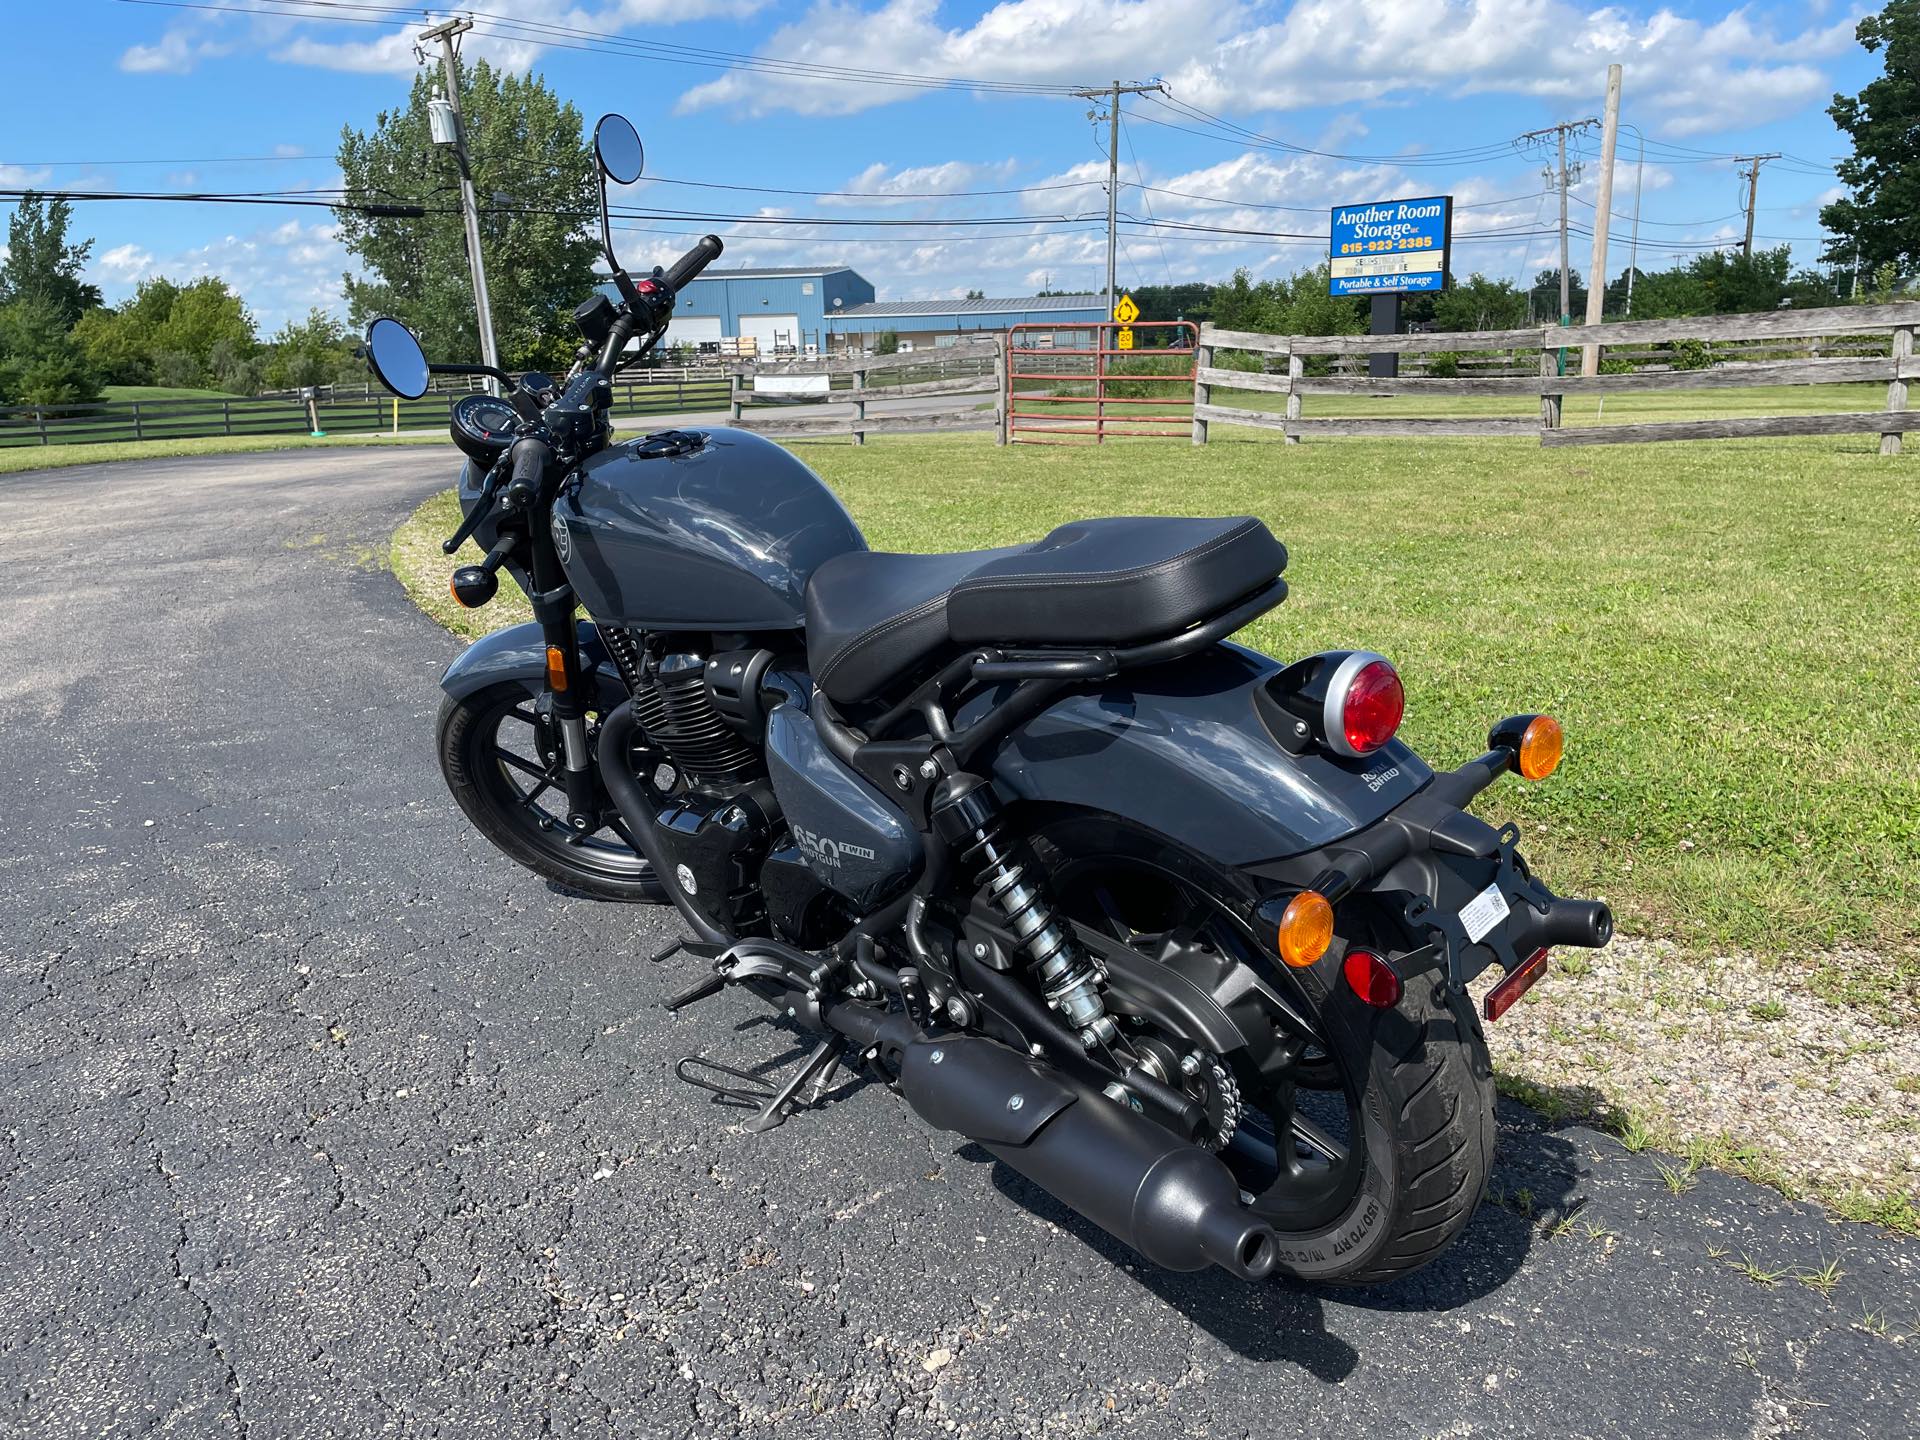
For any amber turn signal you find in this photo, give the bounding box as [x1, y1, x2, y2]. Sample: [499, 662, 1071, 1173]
[545, 645, 570, 692]
[1277, 890, 1334, 968]
[1518, 714, 1563, 781]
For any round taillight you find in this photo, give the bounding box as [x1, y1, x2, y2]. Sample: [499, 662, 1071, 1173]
[1327, 654, 1403, 757]
[1342, 949, 1402, 1008]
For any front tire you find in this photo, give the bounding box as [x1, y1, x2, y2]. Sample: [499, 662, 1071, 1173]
[437, 681, 667, 904]
[1033, 816, 1496, 1286]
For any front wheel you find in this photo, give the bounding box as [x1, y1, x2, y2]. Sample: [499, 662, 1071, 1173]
[1034, 817, 1497, 1285]
[437, 681, 666, 903]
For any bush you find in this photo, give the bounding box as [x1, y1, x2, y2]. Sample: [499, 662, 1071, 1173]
[1424, 351, 1461, 379]
[874, 330, 899, 356]
[1598, 355, 1637, 375]
[1665, 338, 1712, 371]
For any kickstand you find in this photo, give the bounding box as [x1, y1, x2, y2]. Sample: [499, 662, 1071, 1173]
[744, 1035, 847, 1134]
[674, 1035, 848, 1133]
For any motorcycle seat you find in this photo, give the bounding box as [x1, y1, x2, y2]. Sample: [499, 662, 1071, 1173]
[805, 515, 1286, 705]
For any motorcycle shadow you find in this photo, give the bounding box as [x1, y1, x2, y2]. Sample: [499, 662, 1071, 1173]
[972, 1096, 1587, 1371]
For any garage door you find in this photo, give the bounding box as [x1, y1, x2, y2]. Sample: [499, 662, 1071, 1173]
[739, 313, 802, 357]
[668, 315, 723, 347]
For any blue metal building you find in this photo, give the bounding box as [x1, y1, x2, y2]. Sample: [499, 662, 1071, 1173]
[614, 264, 1107, 356]
[669, 265, 874, 355]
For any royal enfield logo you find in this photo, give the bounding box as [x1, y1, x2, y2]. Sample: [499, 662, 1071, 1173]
[549, 506, 573, 564]
[793, 825, 876, 869]
[1362, 764, 1401, 794]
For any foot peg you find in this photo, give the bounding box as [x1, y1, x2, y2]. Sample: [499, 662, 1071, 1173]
[674, 1035, 848, 1133]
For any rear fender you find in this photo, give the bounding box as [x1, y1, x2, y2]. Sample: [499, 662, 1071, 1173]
[440, 619, 628, 710]
[974, 644, 1432, 868]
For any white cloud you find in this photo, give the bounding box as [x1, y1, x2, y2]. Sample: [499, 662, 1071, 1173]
[675, 0, 1853, 140]
[119, 30, 232, 75]
[95, 244, 158, 285]
[121, 0, 769, 77]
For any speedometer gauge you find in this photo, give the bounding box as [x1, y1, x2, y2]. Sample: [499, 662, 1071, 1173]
[449, 393, 520, 462]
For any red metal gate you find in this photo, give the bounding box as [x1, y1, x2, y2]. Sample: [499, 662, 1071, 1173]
[1005, 321, 1198, 443]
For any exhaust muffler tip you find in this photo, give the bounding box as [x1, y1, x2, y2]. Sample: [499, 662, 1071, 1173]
[1198, 1212, 1279, 1281]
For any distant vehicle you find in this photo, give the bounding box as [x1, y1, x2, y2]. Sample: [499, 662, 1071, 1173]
[359, 113, 1613, 1286]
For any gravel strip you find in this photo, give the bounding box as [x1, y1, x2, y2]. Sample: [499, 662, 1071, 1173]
[1478, 933, 1920, 1203]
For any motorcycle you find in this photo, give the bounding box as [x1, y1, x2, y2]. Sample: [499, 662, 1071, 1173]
[361, 113, 1613, 1284]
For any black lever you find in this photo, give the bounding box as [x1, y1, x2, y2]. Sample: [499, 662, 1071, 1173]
[442, 460, 510, 554]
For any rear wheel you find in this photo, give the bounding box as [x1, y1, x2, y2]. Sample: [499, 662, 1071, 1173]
[437, 682, 666, 903]
[1032, 817, 1496, 1285]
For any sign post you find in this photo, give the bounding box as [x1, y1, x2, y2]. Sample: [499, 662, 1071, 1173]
[1329, 196, 1453, 381]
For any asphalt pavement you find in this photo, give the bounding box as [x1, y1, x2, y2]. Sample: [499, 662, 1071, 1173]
[0, 446, 1913, 1439]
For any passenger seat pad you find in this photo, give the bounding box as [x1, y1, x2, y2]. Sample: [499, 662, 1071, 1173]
[947, 516, 1285, 648]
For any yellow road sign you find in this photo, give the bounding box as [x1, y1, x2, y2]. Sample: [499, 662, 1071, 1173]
[1113, 293, 1140, 325]
[1115, 327, 1134, 350]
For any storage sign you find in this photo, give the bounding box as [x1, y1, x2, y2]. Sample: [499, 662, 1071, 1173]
[1329, 196, 1452, 296]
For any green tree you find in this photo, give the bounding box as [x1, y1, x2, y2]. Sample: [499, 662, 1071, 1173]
[1431, 274, 1526, 331]
[874, 329, 900, 355]
[0, 296, 102, 405]
[1822, 0, 1920, 277]
[263, 309, 360, 390]
[153, 277, 257, 381]
[0, 194, 101, 326]
[335, 59, 599, 370]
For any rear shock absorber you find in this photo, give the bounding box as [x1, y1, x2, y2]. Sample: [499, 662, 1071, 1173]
[932, 775, 1118, 1049]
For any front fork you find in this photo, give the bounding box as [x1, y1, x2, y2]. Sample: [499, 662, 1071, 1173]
[525, 503, 599, 832]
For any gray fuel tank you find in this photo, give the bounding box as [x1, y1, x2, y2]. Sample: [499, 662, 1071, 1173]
[553, 427, 866, 630]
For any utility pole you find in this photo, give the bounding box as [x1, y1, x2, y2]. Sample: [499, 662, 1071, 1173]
[419, 16, 500, 377]
[1733, 153, 1780, 258]
[1518, 117, 1597, 375]
[1072, 80, 1163, 322]
[1581, 64, 1622, 376]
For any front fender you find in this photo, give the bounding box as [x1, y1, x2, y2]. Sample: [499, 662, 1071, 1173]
[440, 619, 628, 709]
[974, 644, 1432, 867]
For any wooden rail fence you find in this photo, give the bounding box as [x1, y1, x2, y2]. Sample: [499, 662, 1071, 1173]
[1192, 302, 1920, 452]
[724, 337, 1006, 444]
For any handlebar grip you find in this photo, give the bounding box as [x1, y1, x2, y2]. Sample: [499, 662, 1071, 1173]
[663, 234, 724, 293]
[504, 436, 553, 508]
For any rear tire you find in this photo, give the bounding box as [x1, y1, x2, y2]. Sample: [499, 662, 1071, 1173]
[1033, 815, 1496, 1286]
[438, 682, 667, 904]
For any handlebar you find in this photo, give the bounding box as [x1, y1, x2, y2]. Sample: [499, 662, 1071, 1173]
[663, 234, 724, 293]
[504, 435, 554, 509]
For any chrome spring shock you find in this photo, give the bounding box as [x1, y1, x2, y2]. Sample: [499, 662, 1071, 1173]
[933, 776, 1118, 1049]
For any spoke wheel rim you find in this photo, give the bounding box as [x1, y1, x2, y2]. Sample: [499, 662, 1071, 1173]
[467, 694, 652, 883]
[1041, 833, 1367, 1234]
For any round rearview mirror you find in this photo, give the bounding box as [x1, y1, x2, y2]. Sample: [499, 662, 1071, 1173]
[364, 316, 429, 400]
[593, 113, 644, 186]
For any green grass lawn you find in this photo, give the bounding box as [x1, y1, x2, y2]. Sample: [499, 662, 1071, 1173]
[100, 384, 244, 403]
[0, 430, 446, 476]
[396, 416, 1920, 1009]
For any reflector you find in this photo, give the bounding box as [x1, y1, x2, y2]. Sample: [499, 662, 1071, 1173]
[1342, 949, 1402, 1007]
[1483, 947, 1552, 1021]
[545, 646, 570, 692]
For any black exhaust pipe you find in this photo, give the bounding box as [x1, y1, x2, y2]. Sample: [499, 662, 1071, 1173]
[596, 702, 730, 948]
[829, 1009, 1276, 1279]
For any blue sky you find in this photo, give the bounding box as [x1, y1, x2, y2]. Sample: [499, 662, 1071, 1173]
[2, 1, 1878, 331]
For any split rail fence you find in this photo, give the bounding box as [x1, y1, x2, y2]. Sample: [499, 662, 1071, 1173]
[1191, 301, 1920, 452]
[724, 337, 1006, 444]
